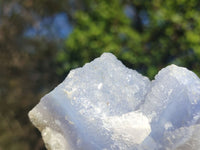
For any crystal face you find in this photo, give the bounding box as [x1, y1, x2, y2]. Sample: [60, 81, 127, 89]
[28, 53, 200, 150]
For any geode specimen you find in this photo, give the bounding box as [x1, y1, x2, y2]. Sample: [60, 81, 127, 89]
[28, 53, 200, 150]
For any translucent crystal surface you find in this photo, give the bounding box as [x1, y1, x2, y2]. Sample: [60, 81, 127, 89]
[139, 65, 200, 149]
[28, 53, 200, 150]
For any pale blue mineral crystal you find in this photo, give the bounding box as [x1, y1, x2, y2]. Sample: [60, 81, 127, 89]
[29, 53, 200, 150]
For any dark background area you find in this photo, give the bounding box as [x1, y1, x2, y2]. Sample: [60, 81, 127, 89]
[0, 0, 200, 149]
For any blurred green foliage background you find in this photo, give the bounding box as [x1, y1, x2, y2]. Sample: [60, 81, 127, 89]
[0, 0, 200, 149]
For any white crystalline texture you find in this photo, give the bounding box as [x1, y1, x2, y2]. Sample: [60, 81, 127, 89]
[28, 53, 200, 150]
